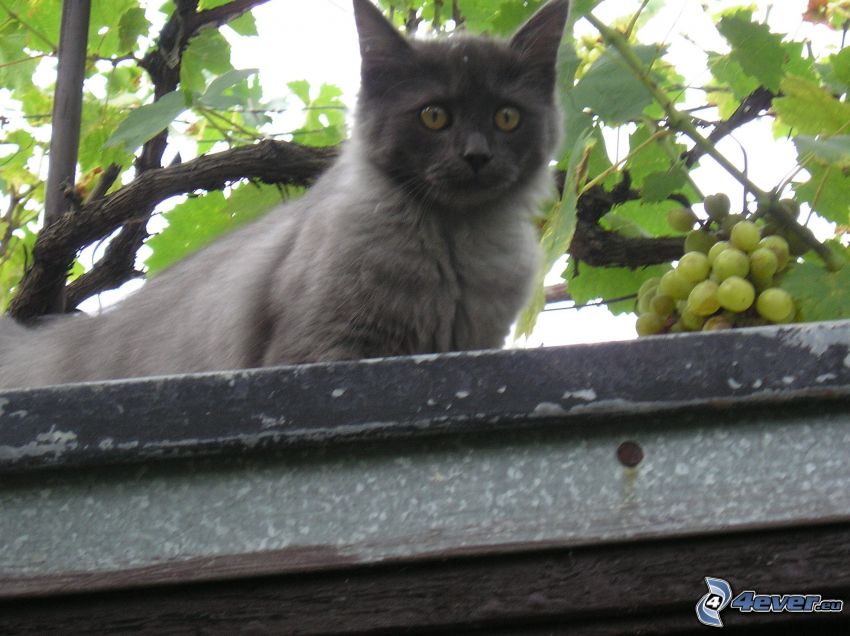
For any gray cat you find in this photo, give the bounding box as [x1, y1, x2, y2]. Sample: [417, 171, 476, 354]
[0, 0, 568, 389]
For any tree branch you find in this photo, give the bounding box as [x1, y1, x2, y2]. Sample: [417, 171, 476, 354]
[684, 86, 776, 167]
[58, 0, 273, 312]
[8, 140, 338, 321]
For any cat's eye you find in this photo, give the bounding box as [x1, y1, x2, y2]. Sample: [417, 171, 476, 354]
[494, 106, 521, 132]
[420, 105, 451, 131]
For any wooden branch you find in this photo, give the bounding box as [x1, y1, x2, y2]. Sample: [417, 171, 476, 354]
[63, 0, 273, 312]
[8, 140, 338, 321]
[684, 86, 776, 167]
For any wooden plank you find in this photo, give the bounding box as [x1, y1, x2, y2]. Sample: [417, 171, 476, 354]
[2, 523, 848, 634]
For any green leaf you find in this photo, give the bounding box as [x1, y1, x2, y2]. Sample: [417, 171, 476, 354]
[609, 199, 687, 237]
[287, 80, 312, 107]
[564, 259, 671, 315]
[717, 12, 785, 91]
[229, 11, 258, 36]
[199, 68, 258, 108]
[516, 128, 593, 336]
[145, 184, 287, 275]
[118, 7, 149, 52]
[488, 0, 544, 35]
[795, 136, 850, 168]
[794, 163, 850, 226]
[707, 51, 759, 100]
[104, 90, 188, 152]
[774, 76, 850, 136]
[180, 29, 233, 95]
[782, 261, 850, 322]
[831, 48, 850, 90]
[641, 166, 688, 202]
[570, 45, 663, 123]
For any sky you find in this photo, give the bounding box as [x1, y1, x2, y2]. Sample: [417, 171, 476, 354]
[81, 0, 847, 348]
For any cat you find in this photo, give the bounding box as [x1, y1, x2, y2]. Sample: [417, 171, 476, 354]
[0, 0, 568, 389]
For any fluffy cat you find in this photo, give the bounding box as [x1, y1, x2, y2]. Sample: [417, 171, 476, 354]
[0, 0, 568, 389]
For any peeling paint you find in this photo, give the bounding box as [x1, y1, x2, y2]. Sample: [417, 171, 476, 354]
[562, 389, 597, 401]
[0, 427, 78, 461]
[532, 402, 568, 417]
[780, 321, 850, 357]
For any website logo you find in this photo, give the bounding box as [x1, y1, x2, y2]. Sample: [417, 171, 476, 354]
[696, 577, 844, 628]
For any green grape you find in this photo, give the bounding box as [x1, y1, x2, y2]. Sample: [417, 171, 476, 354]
[711, 247, 749, 281]
[749, 247, 779, 282]
[636, 312, 665, 336]
[687, 280, 720, 316]
[637, 292, 655, 314]
[703, 193, 730, 221]
[707, 240, 731, 265]
[758, 235, 790, 271]
[650, 294, 675, 318]
[717, 276, 755, 312]
[659, 270, 696, 300]
[677, 251, 711, 283]
[684, 230, 718, 254]
[669, 321, 685, 333]
[756, 288, 795, 323]
[667, 207, 698, 233]
[703, 315, 733, 331]
[729, 220, 761, 253]
[638, 277, 661, 298]
[680, 307, 706, 331]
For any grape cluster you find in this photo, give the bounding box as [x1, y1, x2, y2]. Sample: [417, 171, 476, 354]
[636, 194, 799, 336]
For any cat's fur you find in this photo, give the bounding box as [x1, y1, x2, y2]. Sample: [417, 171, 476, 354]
[0, 0, 568, 389]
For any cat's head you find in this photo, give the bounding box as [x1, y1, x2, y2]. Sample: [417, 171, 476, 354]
[352, 0, 568, 209]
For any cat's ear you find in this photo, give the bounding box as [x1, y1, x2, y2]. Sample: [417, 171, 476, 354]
[509, 0, 569, 72]
[353, 0, 413, 74]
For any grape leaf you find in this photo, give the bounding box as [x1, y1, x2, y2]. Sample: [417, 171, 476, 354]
[104, 90, 188, 152]
[199, 68, 258, 109]
[781, 262, 850, 322]
[641, 167, 688, 202]
[229, 11, 258, 36]
[795, 135, 850, 168]
[145, 183, 287, 275]
[717, 12, 785, 91]
[570, 45, 664, 124]
[794, 163, 850, 226]
[831, 48, 850, 90]
[609, 199, 687, 236]
[564, 259, 670, 315]
[118, 7, 149, 52]
[773, 76, 850, 136]
[516, 128, 592, 336]
[707, 52, 760, 106]
[180, 29, 233, 95]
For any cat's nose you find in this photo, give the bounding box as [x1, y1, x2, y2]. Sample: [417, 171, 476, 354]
[463, 133, 492, 173]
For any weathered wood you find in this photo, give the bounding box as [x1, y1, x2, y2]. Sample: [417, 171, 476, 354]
[2, 524, 848, 634]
